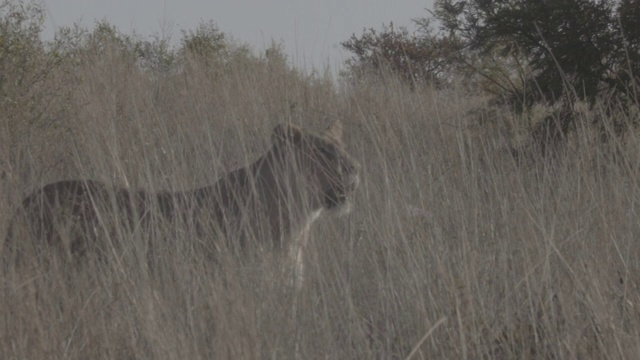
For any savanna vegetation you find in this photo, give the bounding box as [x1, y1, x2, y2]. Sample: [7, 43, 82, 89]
[1, 0, 640, 358]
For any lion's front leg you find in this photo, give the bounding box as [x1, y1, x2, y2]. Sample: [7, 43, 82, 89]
[287, 229, 310, 290]
[286, 208, 323, 289]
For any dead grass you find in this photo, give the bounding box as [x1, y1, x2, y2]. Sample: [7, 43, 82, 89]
[2, 38, 640, 360]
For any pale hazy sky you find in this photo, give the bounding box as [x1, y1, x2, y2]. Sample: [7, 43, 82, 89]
[40, 0, 434, 75]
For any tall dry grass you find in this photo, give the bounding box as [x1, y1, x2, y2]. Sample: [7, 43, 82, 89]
[2, 35, 640, 360]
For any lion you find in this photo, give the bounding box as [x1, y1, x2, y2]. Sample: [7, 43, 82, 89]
[3, 122, 360, 283]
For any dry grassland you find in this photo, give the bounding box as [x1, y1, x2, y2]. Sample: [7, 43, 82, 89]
[2, 41, 640, 359]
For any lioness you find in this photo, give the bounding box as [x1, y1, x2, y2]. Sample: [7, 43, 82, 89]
[4, 122, 360, 281]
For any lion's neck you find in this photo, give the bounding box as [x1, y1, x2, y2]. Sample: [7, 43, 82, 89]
[253, 150, 324, 212]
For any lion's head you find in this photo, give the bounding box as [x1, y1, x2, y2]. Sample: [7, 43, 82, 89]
[271, 122, 360, 214]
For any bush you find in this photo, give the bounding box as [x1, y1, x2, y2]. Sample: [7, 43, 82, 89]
[342, 1, 640, 112]
[432, 0, 640, 109]
[341, 21, 462, 88]
[0, 0, 74, 183]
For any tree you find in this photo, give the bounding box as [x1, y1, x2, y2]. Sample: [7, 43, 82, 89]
[432, 0, 640, 109]
[341, 21, 462, 88]
[0, 0, 76, 184]
[179, 20, 227, 66]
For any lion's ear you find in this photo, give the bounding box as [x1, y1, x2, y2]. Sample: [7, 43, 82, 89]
[325, 121, 343, 142]
[272, 124, 304, 147]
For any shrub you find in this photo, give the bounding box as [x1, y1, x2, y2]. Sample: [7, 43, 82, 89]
[341, 21, 462, 89]
[432, 0, 640, 109]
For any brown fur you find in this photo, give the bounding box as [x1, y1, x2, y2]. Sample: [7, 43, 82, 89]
[3, 123, 360, 270]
